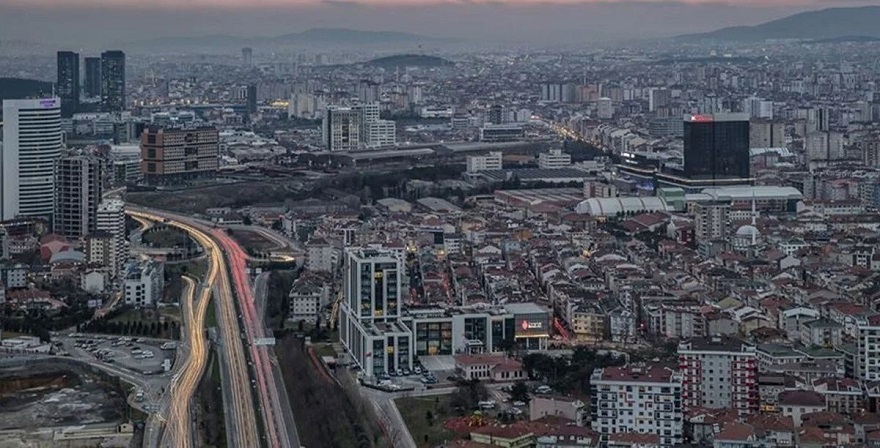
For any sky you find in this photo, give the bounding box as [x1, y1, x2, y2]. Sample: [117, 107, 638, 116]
[1, 0, 878, 48]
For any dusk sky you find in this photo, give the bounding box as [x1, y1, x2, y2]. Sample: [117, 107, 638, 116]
[1, 0, 877, 47]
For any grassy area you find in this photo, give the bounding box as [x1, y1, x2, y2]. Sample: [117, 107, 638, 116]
[395, 395, 457, 448]
[143, 229, 190, 248]
[159, 305, 182, 323]
[164, 260, 209, 302]
[195, 350, 227, 447]
[205, 299, 218, 328]
[0, 331, 28, 339]
[108, 308, 177, 339]
[312, 343, 337, 358]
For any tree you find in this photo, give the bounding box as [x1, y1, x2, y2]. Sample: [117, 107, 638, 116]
[425, 410, 434, 426]
[510, 381, 530, 404]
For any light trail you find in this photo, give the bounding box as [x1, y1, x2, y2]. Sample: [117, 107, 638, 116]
[127, 210, 260, 448]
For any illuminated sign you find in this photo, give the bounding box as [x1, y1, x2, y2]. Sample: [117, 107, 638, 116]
[39, 99, 57, 108]
[690, 114, 714, 122]
[515, 313, 550, 338]
[521, 320, 542, 331]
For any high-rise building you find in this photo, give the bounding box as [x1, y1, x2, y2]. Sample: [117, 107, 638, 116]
[649, 88, 671, 112]
[597, 97, 613, 119]
[84, 57, 101, 98]
[808, 107, 830, 132]
[693, 201, 730, 242]
[54, 155, 103, 238]
[140, 127, 220, 185]
[1, 98, 63, 222]
[358, 80, 380, 103]
[339, 247, 413, 378]
[322, 106, 363, 151]
[683, 113, 750, 182]
[749, 121, 785, 149]
[678, 336, 758, 416]
[742, 96, 773, 119]
[365, 121, 396, 148]
[246, 84, 258, 115]
[806, 131, 845, 163]
[242, 47, 253, 67]
[96, 199, 127, 278]
[56, 51, 80, 117]
[100, 50, 126, 112]
[487, 105, 504, 125]
[590, 364, 683, 447]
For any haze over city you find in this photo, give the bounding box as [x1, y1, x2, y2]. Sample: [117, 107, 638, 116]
[2, 0, 878, 46]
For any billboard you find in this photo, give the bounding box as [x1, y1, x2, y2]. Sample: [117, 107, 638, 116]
[514, 313, 550, 338]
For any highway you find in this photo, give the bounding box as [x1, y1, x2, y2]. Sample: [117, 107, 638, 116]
[127, 209, 260, 448]
[212, 228, 293, 448]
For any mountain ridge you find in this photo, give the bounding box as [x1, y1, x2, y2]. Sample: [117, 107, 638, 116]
[127, 28, 448, 49]
[676, 6, 880, 42]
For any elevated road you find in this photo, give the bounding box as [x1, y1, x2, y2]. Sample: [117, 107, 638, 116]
[127, 209, 260, 448]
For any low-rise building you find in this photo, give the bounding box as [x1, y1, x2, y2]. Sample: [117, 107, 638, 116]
[123, 260, 164, 307]
[530, 395, 588, 426]
[454, 354, 526, 382]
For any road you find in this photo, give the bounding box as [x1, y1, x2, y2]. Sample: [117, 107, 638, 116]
[159, 274, 214, 448]
[128, 209, 260, 448]
[254, 273, 301, 448]
[212, 228, 293, 448]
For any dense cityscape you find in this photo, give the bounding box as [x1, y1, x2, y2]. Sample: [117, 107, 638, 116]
[1, 3, 880, 448]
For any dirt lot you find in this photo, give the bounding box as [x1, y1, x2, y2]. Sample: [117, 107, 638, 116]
[128, 179, 305, 214]
[0, 361, 126, 430]
[229, 229, 279, 252]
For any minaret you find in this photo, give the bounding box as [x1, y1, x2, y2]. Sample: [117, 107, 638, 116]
[751, 189, 757, 246]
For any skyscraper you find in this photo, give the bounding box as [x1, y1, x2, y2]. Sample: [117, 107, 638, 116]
[101, 50, 126, 112]
[683, 113, 751, 181]
[54, 155, 104, 238]
[242, 47, 253, 67]
[339, 247, 413, 378]
[56, 51, 80, 117]
[487, 105, 504, 125]
[84, 57, 102, 98]
[1, 98, 63, 222]
[246, 84, 258, 115]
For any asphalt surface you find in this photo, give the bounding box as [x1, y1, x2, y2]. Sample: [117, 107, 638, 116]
[129, 209, 260, 448]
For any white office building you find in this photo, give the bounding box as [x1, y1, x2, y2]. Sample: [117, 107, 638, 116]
[339, 247, 413, 378]
[366, 120, 396, 148]
[466, 152, 503, 173]
[123, 260, 164, 307]
[538, 149, 572, 169]
[1, 98, 63, 221]
[591, 364, 683, 447]
[858, 315, 880, 381]
[97, 199, 127, 278]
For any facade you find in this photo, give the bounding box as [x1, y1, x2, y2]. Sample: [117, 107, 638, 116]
[365, 120, 396, 148]
[56, 51, 80, 117]
[749, 121, 785, 149]
[454, 354, 526, 382]
[85, 232, 114, 276]
[140, 127, 220, 185]
[339, 247, 413, 378]
[241, 47, 253, 67]
[487, 105, 504, 125]
[54, 156, 103, 239]
[857, 315, 880, 381]
[649, 88, 671, 112]
[84, 57, 101, 98]
[466, 152, 503, 173]
[590, 365, 684, 447]
[678, 336, 758, 416]
[480, 124, 525, 142]
[806, 131, 845, 162]
[538, 149, 573, 169]
[597, 97, 614, 119]
[693, 201, 730, 242]
[530, 395, 588, 426]
[100, 50, 126, 112]
[288, 276, 330, 322]
[1, 98, 63, 222]
[683, 113, 750, 182]
[96, 199, 126, 278]
[123, 260, 164, 307]
[322, 106, 363, 151]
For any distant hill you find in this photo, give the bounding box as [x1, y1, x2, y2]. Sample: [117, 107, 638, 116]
[366, 55, 453, 69]
[0, 78, 53, 102]
[677, 6, 880, 42]
[130, 28, 445, 50]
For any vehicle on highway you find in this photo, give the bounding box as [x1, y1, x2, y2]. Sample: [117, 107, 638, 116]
[478, 400, 496, 410]
[512, 401, 526, 407]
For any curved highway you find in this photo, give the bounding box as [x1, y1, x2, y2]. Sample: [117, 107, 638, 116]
[127, 209, 260, 448]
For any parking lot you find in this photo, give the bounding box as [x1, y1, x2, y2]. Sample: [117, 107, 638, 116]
[56, 334, 176, 375]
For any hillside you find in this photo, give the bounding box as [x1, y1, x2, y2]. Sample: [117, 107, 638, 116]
[677, 6, 880, 42]
[366, 54, 453, 69]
